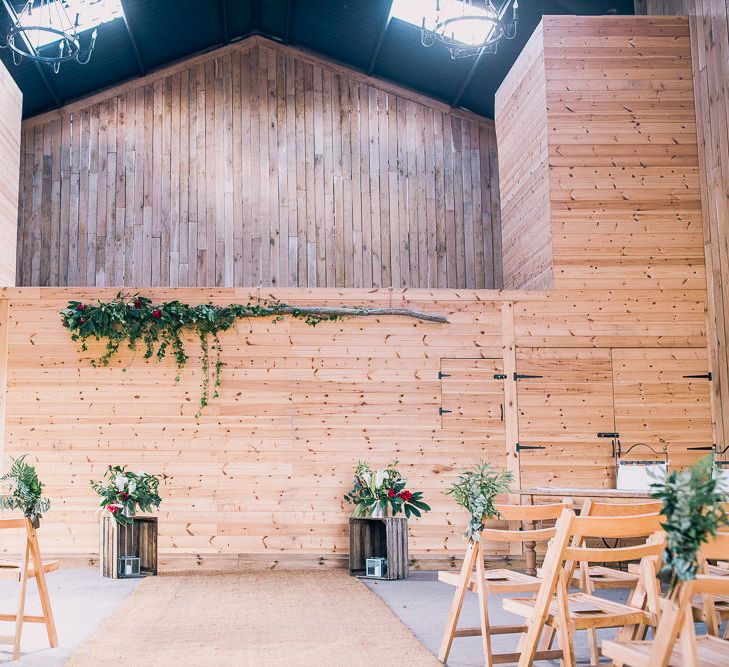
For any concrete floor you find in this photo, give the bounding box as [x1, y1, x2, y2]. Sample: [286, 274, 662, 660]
[0, 568, 139, 666]
[365, 571, 630, 666]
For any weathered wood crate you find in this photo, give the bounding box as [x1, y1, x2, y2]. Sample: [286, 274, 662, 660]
[99, 515, 158, 578]
[349, 517, 408, 580]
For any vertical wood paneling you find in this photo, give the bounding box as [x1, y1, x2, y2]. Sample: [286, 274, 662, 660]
[17, 38, 501, 290]
[636, 0, 729, 458]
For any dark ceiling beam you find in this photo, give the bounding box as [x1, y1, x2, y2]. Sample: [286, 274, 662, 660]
[251, 0, 262, 31]
[367, 0, 394, 76]
[283, 0, 295, 45]
[0, 0, 62, 108]
[220, 0, 230, 44]
[119, 0, 146, 76]
[450, 0, 512, 108]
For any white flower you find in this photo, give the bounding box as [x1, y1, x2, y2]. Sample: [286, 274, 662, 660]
[136, 470, 147, 477]
[114, 474, 128, 489]
[127, 480, 137, 495]
[360, 470, 371, 484]
[375, 469, 386, 489]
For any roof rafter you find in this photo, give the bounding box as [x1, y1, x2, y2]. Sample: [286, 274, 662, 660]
[367, 0, 393, 76]
[119, 0, 146, 76]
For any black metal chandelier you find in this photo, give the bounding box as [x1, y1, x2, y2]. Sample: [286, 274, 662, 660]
[2, 0, 97, 73]
[421, 0, 518, 59]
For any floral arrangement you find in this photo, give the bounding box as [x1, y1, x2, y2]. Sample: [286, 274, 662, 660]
[446, 460, 513, 541]
[60, 292, 444, 415]
[0, 455, 50, 528]
[650, 455, 728, 589]
[91, 465, 162, 526]
[344, 460, 431, 519]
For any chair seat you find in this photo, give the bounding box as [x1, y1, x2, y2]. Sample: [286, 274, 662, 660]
[0, 559, 59, 582]
[573, 565, 640, 590]
[602, 635, 729, 667]
[503, 592, 654, 631]
[438, 568, 542, 594]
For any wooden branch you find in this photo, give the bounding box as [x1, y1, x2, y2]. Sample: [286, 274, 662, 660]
[269, 305, 448, 323]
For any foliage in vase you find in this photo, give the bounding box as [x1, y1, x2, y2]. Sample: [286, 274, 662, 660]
[650, 455, 728, 588]
[446, 460, 513, 541]
[0, 455, 50, 528]
[343, 460, 431, 519]
[91, 465, 162, 526]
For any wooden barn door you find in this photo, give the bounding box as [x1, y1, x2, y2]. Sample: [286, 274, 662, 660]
[439, 358, 507, 466]
[515, 349, 617, 488]
[611, 349, 714, 470]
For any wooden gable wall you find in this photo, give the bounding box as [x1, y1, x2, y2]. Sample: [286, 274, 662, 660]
[15, 37, 502, 291]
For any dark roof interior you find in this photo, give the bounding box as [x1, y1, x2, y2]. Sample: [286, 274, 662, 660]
[1, 0, 635, 120]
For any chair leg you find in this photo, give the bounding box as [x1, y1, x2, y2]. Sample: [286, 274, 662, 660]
[475, 546, 494, 666]
[555, 570, 575, 667]
[28, 525, 58, 647]
[438, 540, 479, 663]
[12, 539, 31, 660]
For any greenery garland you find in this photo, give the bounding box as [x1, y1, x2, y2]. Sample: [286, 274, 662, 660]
[61, 292, 446, 415]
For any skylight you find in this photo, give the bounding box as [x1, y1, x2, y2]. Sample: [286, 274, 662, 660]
[391, 0, 498, 46]
[16, 0, 123, 48]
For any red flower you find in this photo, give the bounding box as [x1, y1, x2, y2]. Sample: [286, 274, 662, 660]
[107, 504, 119, 514]
[152, 309, 162, 319]
[120, 491, 129, 500]
[134, 298, 142, 309]
[398, 490, 413, 502]
[76, 303, 86, 311]
[387, 488, 396, 498]
[79, 317, 85, 325]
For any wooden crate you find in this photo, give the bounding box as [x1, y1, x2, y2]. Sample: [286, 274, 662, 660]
[349, 517, 408, 580]
[99, 515, 158, 579]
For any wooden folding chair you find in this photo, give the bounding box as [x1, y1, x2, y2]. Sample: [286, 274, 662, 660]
[0, 518, 58, 659]
[437, 501, 570, 666]
[505, 509, 664, 667]
[602, 532, 729, 666]
[691, 531, 729, 640]
[573, 500, 663, 593]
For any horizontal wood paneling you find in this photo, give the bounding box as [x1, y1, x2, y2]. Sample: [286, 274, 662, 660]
[15, 37, 501, 291]
[635, 0, 729, 456]
[0, 60, 21, 287]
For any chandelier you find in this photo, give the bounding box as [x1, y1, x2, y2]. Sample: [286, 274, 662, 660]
[421, 0, 518, 59]
[2, 0, 97, 73]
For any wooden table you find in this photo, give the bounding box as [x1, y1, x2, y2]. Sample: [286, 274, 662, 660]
[517, 487, 654, 575]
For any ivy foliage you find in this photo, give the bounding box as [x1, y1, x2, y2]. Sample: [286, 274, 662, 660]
[61, 292, 342, 415]
[445, 460, 514, 541]
[650, 455, 729, 589]
[0, 455, 51, 527]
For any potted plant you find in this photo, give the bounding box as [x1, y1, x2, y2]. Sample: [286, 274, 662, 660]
[344, 460, 430, 519]
[650, 455, 729, 595]
[0, 455, 51, 528]
[446, 460, 513, 540]
[91, 465, 162, 526]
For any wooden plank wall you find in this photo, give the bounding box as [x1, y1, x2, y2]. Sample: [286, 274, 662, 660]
[0, 17, 715, 567]
[15, 37, 502, 291]
[0, 61, 22, 287]
[635, 0, 729, 455]
[495, 22, 554, 290]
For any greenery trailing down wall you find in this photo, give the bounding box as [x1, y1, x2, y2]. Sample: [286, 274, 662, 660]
[61, 292, 447, 415]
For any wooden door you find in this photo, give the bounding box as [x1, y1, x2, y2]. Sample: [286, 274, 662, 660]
[439, 358, 507, 465]
[515, 348, 617, 488]
[612, 349, 714, 469]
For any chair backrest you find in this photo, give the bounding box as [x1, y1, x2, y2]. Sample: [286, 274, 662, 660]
[698, 531, 729, 563]
[581, 499, 663, 517]
[480, 501, 571, 544]
[561, 510, 665, 564]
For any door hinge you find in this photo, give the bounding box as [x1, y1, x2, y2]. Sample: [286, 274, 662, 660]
[514, 373, 544, 381]
[597, 432, 620, 439]
[493, 373, 507, 380]
[439, 407, 452, 415]
[516, 443, 546, 452]
[683, 372, 712, 381]
[438, 371, 451, 379]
